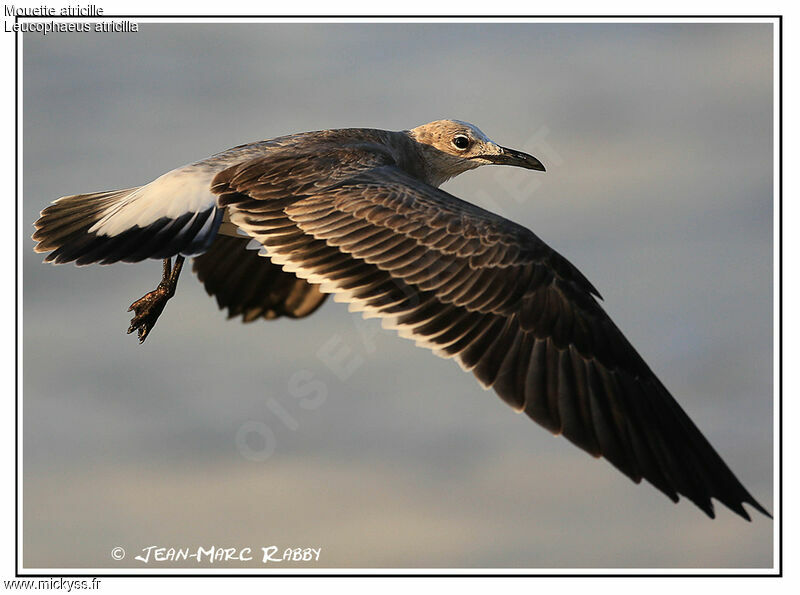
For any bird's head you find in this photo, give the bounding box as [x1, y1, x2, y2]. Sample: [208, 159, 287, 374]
[407, 119, 545, 186]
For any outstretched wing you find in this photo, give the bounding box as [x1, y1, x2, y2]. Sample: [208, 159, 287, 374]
[212, 145, 768, 520]
[192, 234, 327, 322]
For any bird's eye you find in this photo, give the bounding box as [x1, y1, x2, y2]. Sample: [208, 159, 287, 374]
[452, 135, 470, 150]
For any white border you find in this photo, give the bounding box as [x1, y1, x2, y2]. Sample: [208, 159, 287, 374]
[8, 11, 782, 584]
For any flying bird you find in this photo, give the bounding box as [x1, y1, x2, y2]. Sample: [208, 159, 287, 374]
[32, 120, 769, 521]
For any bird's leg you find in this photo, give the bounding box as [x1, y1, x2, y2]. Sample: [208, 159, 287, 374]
[127, 255, 185, 343]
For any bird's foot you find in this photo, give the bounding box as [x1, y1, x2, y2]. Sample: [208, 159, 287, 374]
[127, 256, 184, 343]
[127, 286, 171, 343]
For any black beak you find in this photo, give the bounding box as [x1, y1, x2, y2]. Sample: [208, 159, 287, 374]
[481, 146, 546, 171]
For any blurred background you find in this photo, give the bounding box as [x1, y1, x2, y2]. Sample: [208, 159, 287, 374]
[22, 21, 774, 569]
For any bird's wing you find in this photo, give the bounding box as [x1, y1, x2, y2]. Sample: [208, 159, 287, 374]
[213, 147, 768, 521]
[192, 234, 327, 322]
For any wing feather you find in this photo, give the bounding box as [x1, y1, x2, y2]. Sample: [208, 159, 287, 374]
[192, 235, 327, 321]
[208, 145, 768, 520]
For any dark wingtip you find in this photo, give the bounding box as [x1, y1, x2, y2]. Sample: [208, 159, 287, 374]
[745, 498, 772, 520]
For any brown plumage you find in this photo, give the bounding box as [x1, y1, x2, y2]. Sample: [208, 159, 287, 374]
[193, 235, 327, 321]
[32, 120, 770, 521]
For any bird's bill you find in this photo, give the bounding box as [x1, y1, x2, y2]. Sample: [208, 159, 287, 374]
[480, 146, 546, 171]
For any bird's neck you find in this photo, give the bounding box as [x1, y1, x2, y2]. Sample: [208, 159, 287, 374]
[397, 131, 478, 187]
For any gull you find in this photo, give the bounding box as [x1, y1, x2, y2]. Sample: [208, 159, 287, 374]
[32, 120, 769, 520]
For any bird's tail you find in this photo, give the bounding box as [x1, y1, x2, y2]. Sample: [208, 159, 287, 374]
[33, 186, 222, 266]
[33, 188, 140, 264]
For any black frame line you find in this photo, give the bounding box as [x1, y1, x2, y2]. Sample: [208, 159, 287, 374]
[12, 13, 783, 579]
